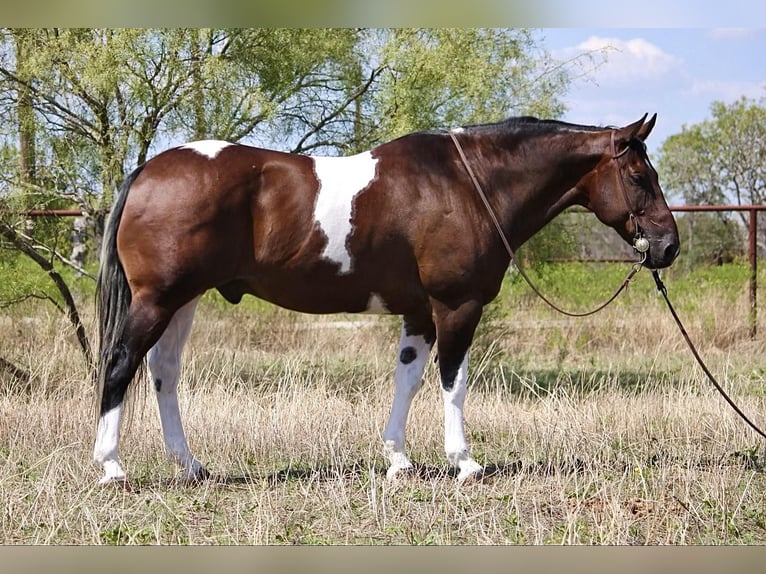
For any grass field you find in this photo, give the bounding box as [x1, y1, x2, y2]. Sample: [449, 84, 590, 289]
[2, 262, 766, 544]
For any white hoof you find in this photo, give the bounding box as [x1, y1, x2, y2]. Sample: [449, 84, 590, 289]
[97, 459, 127, 486]
[98, 475, 130, 489]
[456, 459, 484, 483]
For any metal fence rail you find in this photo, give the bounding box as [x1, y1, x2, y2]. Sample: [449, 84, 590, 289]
[18, 204, 766, 337]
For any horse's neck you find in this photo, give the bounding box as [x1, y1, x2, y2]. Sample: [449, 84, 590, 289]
[483, 132, 605, 246]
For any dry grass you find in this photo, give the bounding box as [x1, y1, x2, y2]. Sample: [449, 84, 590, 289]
[2, 270, 766, 545]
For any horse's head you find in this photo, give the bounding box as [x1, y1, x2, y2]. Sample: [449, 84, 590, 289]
[583, 114, 680, 269]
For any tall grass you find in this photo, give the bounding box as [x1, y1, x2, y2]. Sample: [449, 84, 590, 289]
[1, 263, 766, 544]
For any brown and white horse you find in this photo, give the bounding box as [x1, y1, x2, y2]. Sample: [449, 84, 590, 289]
[94, 114, 679, 484]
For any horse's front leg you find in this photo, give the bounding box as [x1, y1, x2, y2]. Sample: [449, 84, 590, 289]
[382, 318, 434, 479]
[433, 298, 485, 482]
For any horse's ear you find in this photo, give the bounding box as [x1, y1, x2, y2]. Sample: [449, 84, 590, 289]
[636, 113, 657, 141]
[617, 114, 648, 142]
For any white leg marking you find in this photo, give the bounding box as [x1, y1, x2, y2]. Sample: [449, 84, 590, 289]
[93, 405, 127, 485]
[442, 353, 484, 482]
[362, 292, 390, 314]
[382, 325, 432, 479]
[180, 140, 233, 159]
[312, 152, 378, 273]
[147, 297, 206, 480]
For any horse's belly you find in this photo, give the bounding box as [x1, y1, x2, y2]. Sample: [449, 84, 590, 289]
[220, 273, 408, 316]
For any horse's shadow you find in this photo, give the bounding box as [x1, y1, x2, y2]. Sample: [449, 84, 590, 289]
[206, 455, 587, 487]
[115, 455, 590, 492]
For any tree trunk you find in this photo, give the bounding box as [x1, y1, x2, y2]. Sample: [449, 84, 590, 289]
[14, 30, 36, 189]
[191, 29, 207, 140]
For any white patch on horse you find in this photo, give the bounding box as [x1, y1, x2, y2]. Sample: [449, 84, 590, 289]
[450, 127, 465, 134]
[93, 405, 126, 484]
[362, 292, 389, 314]
[311, 152, 378, 273]
[181, 140, 233, 159]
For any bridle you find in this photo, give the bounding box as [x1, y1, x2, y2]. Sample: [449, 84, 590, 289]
[449, 128, 766, 442]
[610, 130, 650, 256]
[448, 129, 644, 318]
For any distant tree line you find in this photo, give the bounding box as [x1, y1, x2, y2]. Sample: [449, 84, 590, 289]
[0, 27, 763, 373]
[657, 96, 766, 265]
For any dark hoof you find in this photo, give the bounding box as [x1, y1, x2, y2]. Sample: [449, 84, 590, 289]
[185, 466, 212, 484]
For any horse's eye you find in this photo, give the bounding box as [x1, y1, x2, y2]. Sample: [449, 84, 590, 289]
[629, 172, 644, 185]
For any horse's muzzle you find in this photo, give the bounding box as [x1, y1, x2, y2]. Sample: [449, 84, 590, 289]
[644, 236, 680, 269]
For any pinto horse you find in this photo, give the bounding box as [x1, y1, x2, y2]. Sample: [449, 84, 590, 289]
[93, 114, 679, 485]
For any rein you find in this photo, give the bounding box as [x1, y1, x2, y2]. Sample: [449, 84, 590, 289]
[448, 129, 766, 442]
[448, 129, 643, 318]
[652, 270, 766, 441]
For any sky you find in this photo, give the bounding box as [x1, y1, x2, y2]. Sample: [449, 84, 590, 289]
[537, 28, 766, 157]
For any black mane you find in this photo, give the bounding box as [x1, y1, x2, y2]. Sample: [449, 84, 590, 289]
[460, 116, 609, 135]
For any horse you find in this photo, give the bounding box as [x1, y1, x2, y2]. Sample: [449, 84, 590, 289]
[93, 113, 679, 485]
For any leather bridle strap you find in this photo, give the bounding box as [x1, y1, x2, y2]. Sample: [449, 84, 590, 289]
[610, 130, 646, 249]
[448, 129, 642, 318]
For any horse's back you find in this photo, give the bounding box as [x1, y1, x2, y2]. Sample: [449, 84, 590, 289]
[117, 143, 313, 299]
[115, 141, 434, 315]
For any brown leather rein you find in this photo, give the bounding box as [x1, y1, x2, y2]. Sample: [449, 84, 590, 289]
[449, 128, 766, 442]
[448, 129, 643, 318]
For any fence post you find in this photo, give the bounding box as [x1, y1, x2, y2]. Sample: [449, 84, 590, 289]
[749, 208, 758, 339]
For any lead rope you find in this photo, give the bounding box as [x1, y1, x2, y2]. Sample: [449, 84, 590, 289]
[652, 270, 766, 441]
[448, 130, 766, 441]
[448, 130, 642, 318]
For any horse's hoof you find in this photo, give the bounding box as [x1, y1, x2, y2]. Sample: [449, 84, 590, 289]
[386, 463, 416, 481]
[184, 466, 212, 484]
[456, 462, 485, 484]
[98, 476, 131, 490]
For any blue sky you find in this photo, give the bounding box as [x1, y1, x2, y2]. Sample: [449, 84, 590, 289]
[537, 28, 766, 156]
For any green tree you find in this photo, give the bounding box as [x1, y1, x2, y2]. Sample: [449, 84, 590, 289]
[657, 97, 766, 262]
[0, 28, 578, 371]
[364, 28, 568, 145]
[658, 97, 766, 207]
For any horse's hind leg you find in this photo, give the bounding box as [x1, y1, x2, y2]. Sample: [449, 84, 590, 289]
[94, 297, 174, 485]
[382, 317, 434, 479]
[146, 296, 208, 481]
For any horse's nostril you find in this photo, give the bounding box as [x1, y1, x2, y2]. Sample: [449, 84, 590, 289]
[664, 242, 680, 263]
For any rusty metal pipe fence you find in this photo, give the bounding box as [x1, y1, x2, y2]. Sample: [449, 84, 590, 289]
[17, 204, 766, 337]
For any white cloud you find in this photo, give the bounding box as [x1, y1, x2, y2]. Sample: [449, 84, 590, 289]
[555, 36, 683, 86]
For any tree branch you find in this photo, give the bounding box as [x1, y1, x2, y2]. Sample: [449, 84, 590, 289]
[290, 66, 385, 154]
[0, 221, 93, 368]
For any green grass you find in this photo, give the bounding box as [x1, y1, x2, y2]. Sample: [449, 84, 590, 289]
[2, 262, 766, 544]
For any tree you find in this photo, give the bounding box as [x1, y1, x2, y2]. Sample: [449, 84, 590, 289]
[657, 97, 766, 262]
[658, 97, 766, 207]
[370, 29, 568, 141]
[2, 28, 573, 216]
[0, 28, 578, 371]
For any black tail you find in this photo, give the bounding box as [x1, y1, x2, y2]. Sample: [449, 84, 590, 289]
[94, 166, 145, 418]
